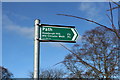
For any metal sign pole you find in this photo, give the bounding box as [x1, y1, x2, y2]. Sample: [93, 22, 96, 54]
[34, 19, 40, 80]
[33, 19, 78, 80]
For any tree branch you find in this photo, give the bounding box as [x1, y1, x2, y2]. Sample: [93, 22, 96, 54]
[107, 6, 119, 11]
[56, 14, 120, 39]
[56, 14, 113, 31]
[59, 43, 105, 76]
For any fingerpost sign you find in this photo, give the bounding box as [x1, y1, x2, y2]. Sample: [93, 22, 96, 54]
[33, 19, 78, 80]
[39, 24, 78, 42]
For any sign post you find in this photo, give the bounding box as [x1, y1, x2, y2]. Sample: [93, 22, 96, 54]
[34, 19, 40, 80]
[33, 19, 78, 80]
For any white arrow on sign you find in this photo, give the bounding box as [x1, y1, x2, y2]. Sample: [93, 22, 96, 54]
[71, 28, 78, 41]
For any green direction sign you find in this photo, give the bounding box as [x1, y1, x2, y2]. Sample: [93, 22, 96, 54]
[39, 24, 78, 42]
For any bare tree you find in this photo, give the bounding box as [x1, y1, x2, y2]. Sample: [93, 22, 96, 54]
[29, 68, 65, 79]
[0, 66, 13, 80]
[56, 2, 120, 39]
[56, 2, 119, 79]
[60, 27, 119, 79]
[40, 69, 65, 79]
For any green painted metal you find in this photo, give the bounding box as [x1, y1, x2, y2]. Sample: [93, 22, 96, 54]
[39, 25, 78, 42]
